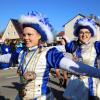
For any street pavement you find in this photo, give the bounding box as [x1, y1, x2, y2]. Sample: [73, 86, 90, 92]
[0, 68, 66, 100]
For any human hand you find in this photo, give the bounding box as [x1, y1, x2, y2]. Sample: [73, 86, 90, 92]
[17, 69, 22, 76]
[59, 77, 64, 87]
[72, 56, 79, 61]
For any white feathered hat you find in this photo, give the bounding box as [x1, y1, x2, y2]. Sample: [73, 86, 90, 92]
[19, 11, 54, 43]
[74, 18, 96, 37]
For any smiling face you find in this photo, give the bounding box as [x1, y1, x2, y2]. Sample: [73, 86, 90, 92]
[78, 28, 92, 44]
[22, 27, 41, 48]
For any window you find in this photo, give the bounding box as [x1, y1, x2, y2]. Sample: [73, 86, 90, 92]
[13, 31, 16, 35]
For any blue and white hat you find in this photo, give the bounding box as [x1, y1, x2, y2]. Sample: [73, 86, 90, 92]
[19, 11, 54, 43]
[74, 18, 96, 37]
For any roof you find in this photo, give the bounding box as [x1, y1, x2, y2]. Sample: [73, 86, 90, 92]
[63, 13, 100, 27]
[57, 31, 65, 36]
[63, 13, 85, 27]
[11, 19, 23, 34]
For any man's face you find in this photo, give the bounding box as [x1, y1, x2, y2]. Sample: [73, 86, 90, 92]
[22, 27, 41, 48]
[79, 29, 92, 43]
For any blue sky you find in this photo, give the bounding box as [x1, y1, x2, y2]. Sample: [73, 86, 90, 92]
[0, 0, 100, 32]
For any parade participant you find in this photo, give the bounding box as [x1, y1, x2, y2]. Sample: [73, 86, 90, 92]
[55, 33, 69, 88]
[0, 12, 100, 100]
[63, 18, 100, 100]
[0, 39, 12, 69]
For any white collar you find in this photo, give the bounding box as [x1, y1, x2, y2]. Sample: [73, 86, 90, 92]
[28, 46, 38, 51]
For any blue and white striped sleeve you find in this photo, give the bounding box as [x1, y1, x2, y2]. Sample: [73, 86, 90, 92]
[46, 47, 100, 78]
[46, 47, 64, 68]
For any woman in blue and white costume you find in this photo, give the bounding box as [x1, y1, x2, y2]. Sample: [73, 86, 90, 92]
[63, 18, 100, 100]
[0, 12, 100, 100]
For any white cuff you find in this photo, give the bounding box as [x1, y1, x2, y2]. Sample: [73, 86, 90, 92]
[0, 54, 11, 63]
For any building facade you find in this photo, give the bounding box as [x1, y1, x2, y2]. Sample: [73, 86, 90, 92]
[1, 19, 22, 41]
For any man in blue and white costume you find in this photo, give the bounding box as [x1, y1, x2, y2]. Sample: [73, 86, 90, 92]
[0, 12, 100, 100]
[63, 18, 100, 100]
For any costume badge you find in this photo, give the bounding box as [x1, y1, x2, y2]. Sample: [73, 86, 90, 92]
[23, 71, 36, 81]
